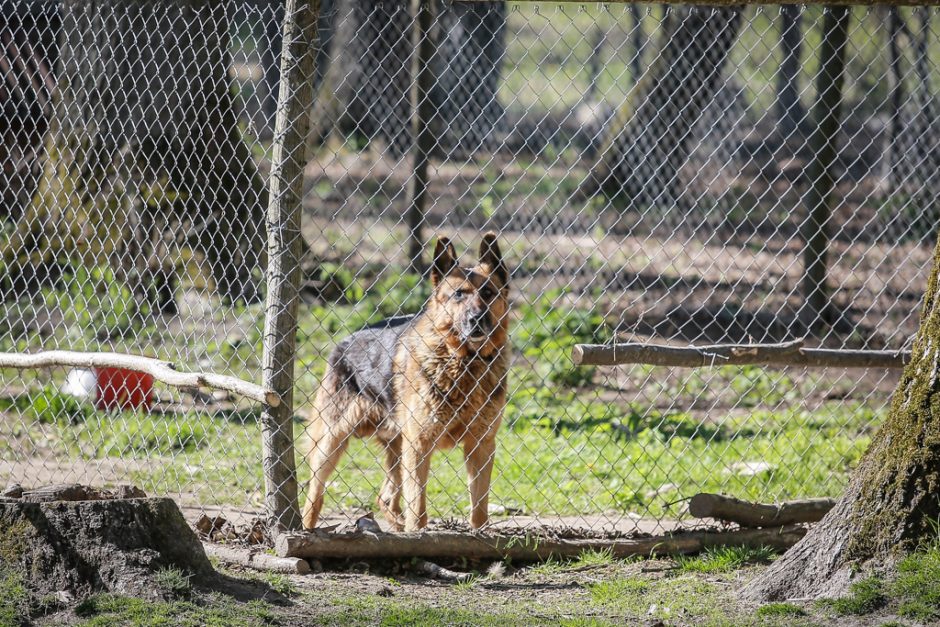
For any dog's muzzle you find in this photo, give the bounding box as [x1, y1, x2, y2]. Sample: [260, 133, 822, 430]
[462, 310, 492, 342]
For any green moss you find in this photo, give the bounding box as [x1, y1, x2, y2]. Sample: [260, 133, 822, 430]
[844, 236, 940, 562]
[0, 520, 33, 566]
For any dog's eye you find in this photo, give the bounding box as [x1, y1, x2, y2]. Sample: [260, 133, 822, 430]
[452, 290, 467, 301]
[480, 286, 495, 299]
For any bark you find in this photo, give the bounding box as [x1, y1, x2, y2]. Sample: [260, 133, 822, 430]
[745, 231, 940, 601]
[0, 1, 58, 223]
[580, 5, 743, 205]
[883, 7, 906, 192]
[799, 6, 849, 332]
[775, 4, 804, 137]
[3, 0, 267, 306]
[308, 0, 505, 157]
[430, 0, 506, 157]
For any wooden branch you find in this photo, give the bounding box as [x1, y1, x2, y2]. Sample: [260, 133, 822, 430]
[689, 493, 835, 528]
[276, 526, 806, 561]
[203, 543, 311, 575]
[572, 340, 911, 369]
[0, 350, 279, 407]
[412, 559, 473, 582]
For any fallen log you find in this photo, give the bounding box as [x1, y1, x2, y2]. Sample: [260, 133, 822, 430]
[203, 543, 311, 575]
[0, 350, 279, 406]
[572, 340, 910, 369]
[688, 493, 835, 527]
[276, 526, 807, 561]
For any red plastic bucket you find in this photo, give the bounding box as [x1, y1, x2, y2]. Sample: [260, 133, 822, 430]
[93, 367, 154, 411]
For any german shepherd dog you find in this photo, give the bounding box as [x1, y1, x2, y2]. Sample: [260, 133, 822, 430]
[301, 233, 510, 532]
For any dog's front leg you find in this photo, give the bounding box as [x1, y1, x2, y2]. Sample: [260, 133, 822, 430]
[464, 435, 497, 529]
[402, 430, 433, 531]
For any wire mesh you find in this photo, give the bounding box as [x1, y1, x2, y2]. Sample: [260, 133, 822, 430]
[1, 1, 938, 538]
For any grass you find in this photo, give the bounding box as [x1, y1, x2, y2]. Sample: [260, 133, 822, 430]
[587, 575, 724, 624]
[817, 537, 940, 621]
[155, 567, 193, 599]
[755, 602, 806, 619]
[817, 577, 888, 616]
[73, 593, 281, 627]
[0, 569, 29, 626]
[675, 546, 776, 574]
[0, 283, 881, 517]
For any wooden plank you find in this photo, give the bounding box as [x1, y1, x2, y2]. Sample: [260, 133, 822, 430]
[572, 340, 911, 369]
[0, 350, 279, 406]
[260, 0, 322, 533]
[276, 526, 807, 560]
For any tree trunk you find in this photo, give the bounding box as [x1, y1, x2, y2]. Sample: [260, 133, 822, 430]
[307, 0, 413, 155]
[308, 0, 505, 158]
[882, 7, 907, 194]
[775, 4, 804, 137]
[429, 0, 506, 157]
[799, 6, 849, 332]
[746, 230, 940, 601]
[579, 5, 742, 205]
[3, 0, 267, 306]
[0, 1, 58, 224]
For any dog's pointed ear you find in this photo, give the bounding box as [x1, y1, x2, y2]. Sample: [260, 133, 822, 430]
[479, 232, 508, 285]
[430, 236, 458, 287]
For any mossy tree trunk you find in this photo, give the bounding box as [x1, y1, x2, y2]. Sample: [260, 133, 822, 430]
[3, 0, 267, 307]
[579, 5, 742, 205]
[745, 231, 940, 601]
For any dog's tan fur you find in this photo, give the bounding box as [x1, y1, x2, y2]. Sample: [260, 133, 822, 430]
[302, 233, 510, 531]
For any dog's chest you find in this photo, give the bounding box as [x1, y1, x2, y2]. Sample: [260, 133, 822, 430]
[400, 351, 506, 429]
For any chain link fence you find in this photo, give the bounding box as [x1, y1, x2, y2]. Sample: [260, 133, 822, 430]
[1, 0, 937, 539]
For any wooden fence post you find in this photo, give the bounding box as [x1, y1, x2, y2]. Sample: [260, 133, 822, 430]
[260, 0, 321, 532]
[406, 0, 437, 274]
[799, 5, 849, 332]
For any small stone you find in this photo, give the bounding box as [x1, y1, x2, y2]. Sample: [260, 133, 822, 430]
[2, 483, 24, 498]
[114, 485, 147, 499]
[355, 513, 383, 534]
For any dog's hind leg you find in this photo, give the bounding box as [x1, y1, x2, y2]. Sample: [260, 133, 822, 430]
[377, 436, 404, 530]
[301, 385, 360, 530]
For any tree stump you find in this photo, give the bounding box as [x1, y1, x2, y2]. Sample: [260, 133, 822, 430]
[0, 484, 214, 612]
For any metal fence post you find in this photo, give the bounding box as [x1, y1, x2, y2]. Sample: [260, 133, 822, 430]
[260, 0, 321, 532]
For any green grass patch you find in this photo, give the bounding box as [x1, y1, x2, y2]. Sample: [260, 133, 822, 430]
[587, 575, 725, 623]
[0, 569, 29, 626]
[73, 593, 280, 627]
[892, 539, 940, 621]
[817, 577, 888, 616]
[675, 546, 776, 574]
[262, 573, 298, 597]
[755, 602, 805, 618]
[155, 567, 193, 599]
